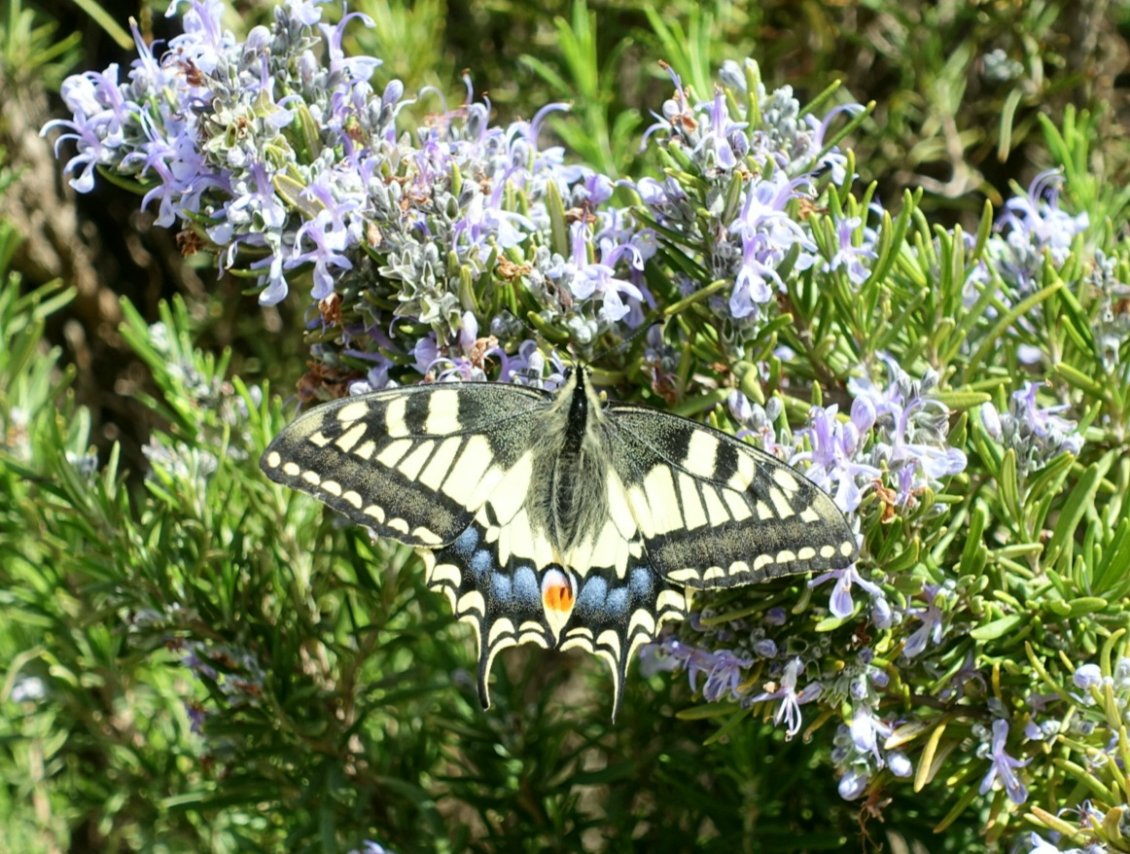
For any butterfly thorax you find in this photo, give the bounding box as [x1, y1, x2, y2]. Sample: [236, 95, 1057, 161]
[530, 368, 611, 558]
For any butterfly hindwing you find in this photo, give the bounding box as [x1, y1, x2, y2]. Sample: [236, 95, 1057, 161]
[421, 520, 686, 717]
[606, 405, 857, 588]
[558, 558, 687, 718]
[261, 382, 550, 546]
[419, 523, 552, 709]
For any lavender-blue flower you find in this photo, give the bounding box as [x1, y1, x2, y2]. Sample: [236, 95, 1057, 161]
[979, 719, 1030, 805]
[749, 657, 822, 738]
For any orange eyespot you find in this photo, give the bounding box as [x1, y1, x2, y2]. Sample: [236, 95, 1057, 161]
[543, 582, 575, 612]
[540, 569, 576, 613]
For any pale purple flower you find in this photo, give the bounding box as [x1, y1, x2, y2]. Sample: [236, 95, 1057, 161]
[884, 411, 966, 498]
[809, 566, 884, 620]
[11, 675, 47, 703]
[209, 163, 285, 244]
[576, 173, 614, 206]
[641, 63, 693, 147]
[984, 168, 1090, 300]
[1024, 833, 1063, 854]
[694, 87, 746, 171]
[143, 120, 221, 227]
[981, 382, 1084, 474]
[349, 840, 394, 854]
[1073, 664, 1103, 691]
[502, 341, 567, 389]
[1115, 657, 1130, 690]
[1024, 718, 1059, 742]
[749, 657, 822, 738]
[728, 392, 791, 458]
[348, 356, 396, 395]
[125, 18, 177, 97]
[688, 645, 750, 701]
[284, 0, 324, 26]
[320, 10, 379, 85]
[837, 769, 869, 800]
[561, 222, 643, 324]
[727, 174, 816, 320]
[698, 651, 752, 702]
[795, 104, 862, 183]
[636, 642, 680, 678]
[509, 101, 576, 182]
[286, 175, 364, 299]
[639, 638, 754, 702]
[849, 357, 967, 506]
[409, 312, 507, 383]
[634, 176, 669, 208]
[41, 65, 131, 193]
[999, 169, 1089, 262]
[412, 335, 440, 376]
[831, 704, 909, 802]
[454, 188, 534, 251]
[980, 401, 1003, 439]
[902, 585, 946, 658]
[1011, 382, 1084, 455]
[793, 401, 881, 514]
[252, 252, 290, 306]
[887, 751, 913, 777]
[823, 216, 877, 286]
[848, 708, 893, 763]
[763, 607, 787, 627]
[752, 638, 778, 658]
[979, 719, 1029, 804]
[870, 596, 895, 629]
[166, 0, 233, 76]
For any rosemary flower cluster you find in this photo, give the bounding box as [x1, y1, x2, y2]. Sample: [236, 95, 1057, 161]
[45, 0, 873, 394]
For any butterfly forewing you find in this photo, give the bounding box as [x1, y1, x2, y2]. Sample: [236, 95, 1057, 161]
[261, 382, 550, 546]
[606, 406, 857, 588]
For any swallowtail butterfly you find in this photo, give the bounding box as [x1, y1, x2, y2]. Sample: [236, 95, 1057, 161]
[261, 367, 857, 716]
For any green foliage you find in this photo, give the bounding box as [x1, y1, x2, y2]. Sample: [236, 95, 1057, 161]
[7, 0, 1130, 851]
[0, 224, 997, 853]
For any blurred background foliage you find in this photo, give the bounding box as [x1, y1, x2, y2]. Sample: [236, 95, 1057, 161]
[1, 0, 1129, 850]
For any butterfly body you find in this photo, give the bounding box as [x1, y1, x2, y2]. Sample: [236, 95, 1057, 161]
[262, 367, 856, 715]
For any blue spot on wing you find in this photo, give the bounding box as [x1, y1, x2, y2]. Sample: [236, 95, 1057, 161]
[605, 587, 628, 618]
[451, 525, 480, 560]
[629, 566, 654, 599]
[490, 571, 512, 602]
[513, 566, 539, 603]
[470, 548, 494, 581]
[573, 575, 608, 619]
